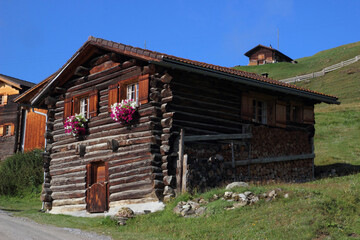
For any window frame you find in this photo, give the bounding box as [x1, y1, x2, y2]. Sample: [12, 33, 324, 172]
[0, 95, 7, 106]
[108, 74, 149, 112]
[252, 99, 267, 124]
[126, 82, 139, 104]
[0, 123, 15, 137]
[63, 90, 98, 121]
[79, 97, 90, 119]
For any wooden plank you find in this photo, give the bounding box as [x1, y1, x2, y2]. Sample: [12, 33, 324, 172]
[176, 129, 184, 193]
[224, 153, 315, 166]
[184, 133, 252, 142]
[181, 154, 187, 193]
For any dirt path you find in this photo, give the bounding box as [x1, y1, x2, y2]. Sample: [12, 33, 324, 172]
[0, 210, 112, 240]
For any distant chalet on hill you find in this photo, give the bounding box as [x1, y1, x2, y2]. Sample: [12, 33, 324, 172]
[245, 44, 296, 66]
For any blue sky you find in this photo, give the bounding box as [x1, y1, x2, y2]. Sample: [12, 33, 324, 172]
[0, 0, 359, 84]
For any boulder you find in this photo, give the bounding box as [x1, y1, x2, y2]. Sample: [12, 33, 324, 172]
[115, 207, 134, 218]
[224, 191, 233, 199]
[225, 182, 249, 190]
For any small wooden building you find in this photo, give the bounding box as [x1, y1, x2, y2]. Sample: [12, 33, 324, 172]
[14, 77, 52, 152]
[22, 37, 338, 215]
[0, 74, 34, 160]
[245, 45, 295, 65]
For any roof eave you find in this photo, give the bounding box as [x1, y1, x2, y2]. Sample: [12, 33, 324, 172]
[154, 58, 339, 105]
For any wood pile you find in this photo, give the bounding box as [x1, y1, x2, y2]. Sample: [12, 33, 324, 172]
[250, 125, 312, 158]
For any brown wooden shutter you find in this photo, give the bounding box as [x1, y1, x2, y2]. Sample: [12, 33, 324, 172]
[0, 125, 3, 136]
[119, 83, 126, 102]
[241, 94, 252, 121]
[3, 95, 8, 105]
[10, 123, 15, 135]
[275, 101, 287, 128]
[63, 98, 73, 120]
[108, 84, 118, 112]
[89, 90, 98, 118]
[138, 75, 149, 104]
[73, 97, 81, 115]
[303, 106, 314, 124]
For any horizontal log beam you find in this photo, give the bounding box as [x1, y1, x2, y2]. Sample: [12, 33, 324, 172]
[184, 133, 252, 142]
[224, 153, 315, 166]
[109, 188, 154, 202]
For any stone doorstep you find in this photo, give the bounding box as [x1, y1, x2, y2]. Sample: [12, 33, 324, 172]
[49, 200, 165, 218]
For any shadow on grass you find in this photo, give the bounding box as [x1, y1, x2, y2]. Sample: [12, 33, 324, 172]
[0, 208, 23, 212]
[315, 163, 360, 179]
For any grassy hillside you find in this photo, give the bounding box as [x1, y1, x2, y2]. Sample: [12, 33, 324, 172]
[234, 41, 360, 80]
[296, 60, 360, 166]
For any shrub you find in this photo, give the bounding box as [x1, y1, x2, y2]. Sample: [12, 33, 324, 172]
[0, 150, 43, 196]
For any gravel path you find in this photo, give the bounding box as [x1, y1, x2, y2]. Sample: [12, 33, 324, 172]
[0, 210, 112, 240]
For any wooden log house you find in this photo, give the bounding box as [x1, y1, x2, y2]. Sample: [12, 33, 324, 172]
[245, 44, 295, 65]
[20, 37, 338, 215]
[0, 74, 35, 160]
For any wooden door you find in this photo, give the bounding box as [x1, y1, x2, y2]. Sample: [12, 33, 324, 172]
[86, 162, 108, 213]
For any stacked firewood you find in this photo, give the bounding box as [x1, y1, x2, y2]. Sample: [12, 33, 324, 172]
[251, 125, 311, 159]
[186, 155, 227, 193]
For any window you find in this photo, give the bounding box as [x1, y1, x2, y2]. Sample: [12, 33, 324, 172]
[63, 90, 98, 120]
[285, 102, 303, 123]
[80, 97, 90, 118]
[127, 83, 139, 104]
[108, 74, 149, 112]
[292, 106, 302, 122]
[0, 123, 14, 136]
[258, 54, 265, 60]
[0, 95, 7, 106]
[252, 99, 267, 124]
[5, 125, 11, 136]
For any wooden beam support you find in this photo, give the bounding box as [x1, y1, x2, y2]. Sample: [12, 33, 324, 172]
[224, 153, 316, 166]
[184, 133, 252, 142]
[74, 66, 90, 77]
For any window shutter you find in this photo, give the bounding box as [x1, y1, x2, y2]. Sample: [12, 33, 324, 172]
[0, 125, 3, 136]
[275, 101, 286, 128]
[73, 97, 80, 115]
[89, 90, 98, 118]
[108, 84, 118, 112]
[10, 123, 15, 135]
[3, 95, 8, 105]
[138, 75, 149, 104]
[119, 83, 126, 102]
[241, 94, 252, 121]
[63, 98, 73, 120]
[303, 106, 314, 124]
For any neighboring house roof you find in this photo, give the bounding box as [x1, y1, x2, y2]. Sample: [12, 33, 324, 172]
[0, 74, 35, 89]
[14, 73, 56, 105]
[22, 37, 338, 106]
[244, 44, 294, 62]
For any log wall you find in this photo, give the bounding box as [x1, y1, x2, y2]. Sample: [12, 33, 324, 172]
[45, 59, 163, 212]
[163, 69, 314, 192]
[0, 95, 19, 160]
